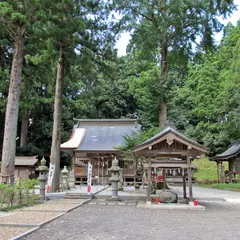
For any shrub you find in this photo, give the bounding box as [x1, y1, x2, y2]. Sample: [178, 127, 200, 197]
[0, 179, 39, 210]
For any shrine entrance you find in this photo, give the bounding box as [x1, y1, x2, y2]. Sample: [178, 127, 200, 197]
[132, 126, 208, 204]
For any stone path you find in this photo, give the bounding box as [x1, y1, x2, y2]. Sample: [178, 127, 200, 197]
[0, 185, 106, 240]
[88, 199, 137, 206]
[1, 184, 240, 239]
[0, 199, 88, 240]
[169, 185, 240, 202]
[22, 201, 240, 240]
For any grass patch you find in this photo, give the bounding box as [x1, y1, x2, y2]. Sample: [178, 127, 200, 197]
[193, 155, 228, 181]
[211, 183, 240, 191]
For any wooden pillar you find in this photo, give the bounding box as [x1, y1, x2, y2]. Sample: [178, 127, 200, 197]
[220, 161, 225, 183]
[163, 169, 166, 190]
[98, 159, 100, 184]
[187, 152, 193, 202]
[72, 151, 76, 170]
[147, 157, 151, 204]
[216, 161, 220, 183]
[183, 169, 187, 199]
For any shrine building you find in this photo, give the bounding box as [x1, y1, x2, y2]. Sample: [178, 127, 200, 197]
[61, 119, 141, 185]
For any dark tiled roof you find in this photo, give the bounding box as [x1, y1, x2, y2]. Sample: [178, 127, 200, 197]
[76, 119, 141, 151]
[133, 127, 207, 151]
[210, 141, 240, 161]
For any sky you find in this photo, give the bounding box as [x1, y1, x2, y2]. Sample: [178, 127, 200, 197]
[115, 1, 240, 56]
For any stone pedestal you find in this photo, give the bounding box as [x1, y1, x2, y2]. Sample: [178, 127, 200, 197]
[37, 157, 48, 201]
[108, 157, 121, 201]
[68, 170, 75, 188]
[61, 166, 69, 191]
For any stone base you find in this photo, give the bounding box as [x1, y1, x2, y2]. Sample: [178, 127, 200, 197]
[138, 202, 205, 210]
[146, 201, 151, 206]
[107, 196, 122, 202]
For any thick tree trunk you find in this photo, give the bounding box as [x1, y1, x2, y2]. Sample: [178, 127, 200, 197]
[50, 46, 65, 192]
[159, 98, 167, 129]
[20, 110, 28, 147]
[0, 35, 24, 184]
[159, 43, 168, 128]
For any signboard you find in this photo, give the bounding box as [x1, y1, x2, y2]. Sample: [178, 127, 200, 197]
[87, 163, 92, 194]
[46, 163, 55, 194]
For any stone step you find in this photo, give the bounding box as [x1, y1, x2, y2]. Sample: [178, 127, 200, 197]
[64, 193, 93, 199]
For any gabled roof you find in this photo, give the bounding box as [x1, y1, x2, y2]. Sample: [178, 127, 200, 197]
[61, 119, 141, 152]
[210, 141, 240, 161]
[61, 128, 86, 149]
[15, 156, 38, 166]
[132, 127, 208, 155]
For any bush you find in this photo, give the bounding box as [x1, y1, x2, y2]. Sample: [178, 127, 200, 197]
[0, 179, 39, 210]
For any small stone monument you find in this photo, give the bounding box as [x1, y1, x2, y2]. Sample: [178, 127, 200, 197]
[61, 166, 69, 191]
[108, 157, 121, 201]
[159, 190, 178, 203]
[36, 157, 49, 201]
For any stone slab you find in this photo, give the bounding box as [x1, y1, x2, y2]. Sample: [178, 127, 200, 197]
[137, 202, 205, 210]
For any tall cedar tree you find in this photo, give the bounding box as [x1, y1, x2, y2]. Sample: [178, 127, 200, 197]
[114, 0, 236, 127]
[48, 0, 114, 191]
[0, 0, 47, 184]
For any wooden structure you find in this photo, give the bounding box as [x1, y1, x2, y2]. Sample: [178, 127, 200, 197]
[61, 119, 141, 185]
[132, 127, 208, 203]
[210, 141, 240, 183]
[14, 156, 39, 180]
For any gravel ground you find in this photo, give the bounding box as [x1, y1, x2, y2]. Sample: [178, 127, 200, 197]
[0, 226, 35, 240]
[0, 211, 63, 225]
[23, 201, 240, 240]
[22, 203, 81, 212]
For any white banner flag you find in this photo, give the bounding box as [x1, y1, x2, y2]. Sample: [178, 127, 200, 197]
[87, 163, 92, 194]
[46, 163, 55, 194]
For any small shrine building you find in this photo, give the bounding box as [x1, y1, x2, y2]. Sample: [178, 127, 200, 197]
[61, 119, 141, 185]
[132, 126, 208, 203]
[210, 141, 240, 183]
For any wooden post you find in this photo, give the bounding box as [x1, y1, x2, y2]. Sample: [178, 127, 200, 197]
[98, 159, 100, 184]
[163, 169, 166, 190]
[147, 157, 151, 204]
[187, 151, 193, 202]
[220, 161, 225, 183]
[72, 151, 76, 171]
[216, 161, 220, 183]
[183, 169, 187, 199]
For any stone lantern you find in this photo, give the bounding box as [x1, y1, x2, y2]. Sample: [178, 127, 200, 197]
[61, 166, 69, 191]
[108, 157, 121, 201]
[37, 157, 49, 201]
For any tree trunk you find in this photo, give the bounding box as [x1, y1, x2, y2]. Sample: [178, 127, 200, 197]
[159, 43, 168, 128]
[0, 35, 24, 184]
[20, 110, 28, 147]
[50, 46, 65, 192]
[159, 98, 167, 129]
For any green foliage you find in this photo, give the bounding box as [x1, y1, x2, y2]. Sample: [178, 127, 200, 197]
[118, 127, 160, 151]
[193, 155, 227, 181]
[0, 179, 39, 210]
[211, 183, 240, 190]
[0, 0, 239, 171]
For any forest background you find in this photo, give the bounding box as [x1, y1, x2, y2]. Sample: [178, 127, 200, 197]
[0, 0, 240, 172]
